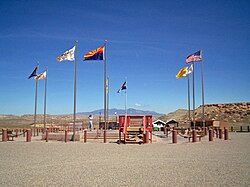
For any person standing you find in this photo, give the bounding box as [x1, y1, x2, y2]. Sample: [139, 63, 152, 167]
[88, 115, 93, 131]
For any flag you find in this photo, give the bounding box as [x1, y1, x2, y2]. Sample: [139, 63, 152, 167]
[186, 50, 202, 64]
[56, 46, 75, 62]
[186, 64, 193, 75]
[176, 67, 188, 79]
[117, 81, 126, 93]
[35, 71, 47, 80]
[106, 79, 109, 95]
[176, 64, 193, 79]
[28, 66, 38, 79]
[84, 45, 105, 61]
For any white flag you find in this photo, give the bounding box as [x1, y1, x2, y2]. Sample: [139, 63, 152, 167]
[35, 71, 47, 80]
[182, 64, 193, 77]
[56, 46, 75, 62]
[186, 64, 193, 75]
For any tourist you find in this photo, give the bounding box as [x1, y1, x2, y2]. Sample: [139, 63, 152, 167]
[88, 115, 93, 131]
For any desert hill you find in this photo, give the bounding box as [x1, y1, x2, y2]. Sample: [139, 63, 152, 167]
[160, 102, 250, 126]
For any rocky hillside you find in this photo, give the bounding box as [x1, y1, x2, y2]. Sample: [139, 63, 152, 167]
[159, 109, 189, 121]
[160, 102, 250, 126]
[195, 102, 250, 123]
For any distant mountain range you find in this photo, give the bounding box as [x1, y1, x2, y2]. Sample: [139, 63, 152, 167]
[76, 108, 163, 116]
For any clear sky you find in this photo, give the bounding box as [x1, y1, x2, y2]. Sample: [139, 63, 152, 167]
[0, 0, 250, 115]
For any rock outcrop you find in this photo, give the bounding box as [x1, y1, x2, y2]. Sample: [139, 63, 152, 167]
[160, 102, 250, 125]
[195, 102, 250, 124]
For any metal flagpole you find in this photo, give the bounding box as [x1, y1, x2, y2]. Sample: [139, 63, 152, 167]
[43, 67, 48, 132]
[192, 62, 196, 129]
[187, 75, 191, 123]
[104, 40, 107, 130]
[107, 77, 109, 125]
[72, 40, 78, 141]
[125, 79, 127, 117]
[125, 79, 127, 129]
[34, 79, 38, 136]
[202, 61, 205, 128]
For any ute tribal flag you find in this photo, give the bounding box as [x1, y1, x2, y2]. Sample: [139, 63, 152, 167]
[28, 66, 38, 79]
[117, 81, 127, 93]
[56, 46, 75, 62]
[186, 50, 202, 64]
[176, 64, 193, 79]
[35, 71, 47, 80]
[84, 45, 105, 61]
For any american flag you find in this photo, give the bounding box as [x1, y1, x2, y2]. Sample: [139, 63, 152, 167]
[186, 50, 202, 64]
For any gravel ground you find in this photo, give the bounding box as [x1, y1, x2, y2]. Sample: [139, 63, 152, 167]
[0, 132, 250, 187]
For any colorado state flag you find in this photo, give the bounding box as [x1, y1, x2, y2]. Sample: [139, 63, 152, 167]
[84, 45, 105, 61]
[117, 81, 127, 93]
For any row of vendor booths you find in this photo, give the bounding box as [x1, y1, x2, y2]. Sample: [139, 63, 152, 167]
[153, 119, 178, 131]
[153, 119, 229, 131]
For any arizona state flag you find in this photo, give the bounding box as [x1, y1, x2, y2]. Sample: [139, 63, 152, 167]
[84, 45, 105, 61]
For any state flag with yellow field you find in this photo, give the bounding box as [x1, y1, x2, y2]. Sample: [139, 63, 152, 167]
[176, 67, 188, 78]
[176, 65, 193, 78]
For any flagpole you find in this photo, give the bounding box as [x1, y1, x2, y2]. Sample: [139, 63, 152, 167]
[107, 77, 109, 125]
[202, 61, 205, 128]
[43, 67, 48, 133]
[72, 40, 78, 141]
[125, 78, 127, 117]
[34, 79, 38, 136]
[125, 78, 127, 132]
[104, 40, 107, 131]
[187, 75, 191, 123]
[192, 62, 195, 129]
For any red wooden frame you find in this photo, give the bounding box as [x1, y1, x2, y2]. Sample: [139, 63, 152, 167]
[118, 115, 153, 144]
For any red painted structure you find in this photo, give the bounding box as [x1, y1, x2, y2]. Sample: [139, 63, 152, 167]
[192, 130, 197, 142]
[224, 128, 229, 140]
[209, 129, 213, 141]
[118, 115, 153, 144]
[219, 128, 223, 139]
[172, 130, 177, 144]
[104, 130, 107, 143]
[65, 130, 68, 143]
[2, 129, 7, 142]
[26, 129, 31, 142]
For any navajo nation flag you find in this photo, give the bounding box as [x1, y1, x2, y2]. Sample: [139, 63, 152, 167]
[84, 45, 105, 61]
[186, 50, 202, 64]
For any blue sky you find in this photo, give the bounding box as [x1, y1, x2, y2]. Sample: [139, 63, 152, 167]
[0, 0, 249, 115]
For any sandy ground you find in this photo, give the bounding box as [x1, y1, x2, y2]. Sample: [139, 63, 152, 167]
[0, 132, 250, 187]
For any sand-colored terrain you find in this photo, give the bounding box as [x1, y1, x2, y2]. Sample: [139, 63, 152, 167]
[0, 132, 250, 186]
